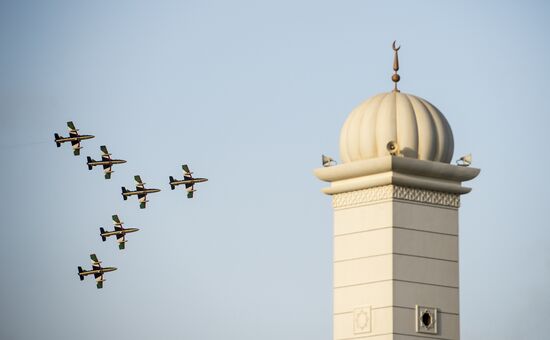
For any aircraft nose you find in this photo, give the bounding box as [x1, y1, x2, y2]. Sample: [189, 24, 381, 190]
[121, 160, 127, 163]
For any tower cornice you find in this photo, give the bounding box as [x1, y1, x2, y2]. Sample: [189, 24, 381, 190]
[314, 156, 480, 195]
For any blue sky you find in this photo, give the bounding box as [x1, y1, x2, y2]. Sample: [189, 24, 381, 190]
[1, 1, 549, 339]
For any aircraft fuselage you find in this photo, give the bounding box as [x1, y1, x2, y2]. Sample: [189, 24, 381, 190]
[55, 135, 95, 143]
[88, 159, 127, 167]
[101, 228, 139, 238]
[122, 188, 161, 197]
[171, 177, 208, 186]
[79, 267, 117, 277]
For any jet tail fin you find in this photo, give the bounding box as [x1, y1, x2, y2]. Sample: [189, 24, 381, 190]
[100, 227, 106, 241]
[121, 187, 128, 200]
[169, 176, 175, 190]
[87, 156, 93, 170]
[54, 133, 61, 147]
[77, 266, 84, 281]
[119, 242, 125, 250]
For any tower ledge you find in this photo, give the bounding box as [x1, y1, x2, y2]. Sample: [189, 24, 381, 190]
[314, 156, 480, 195]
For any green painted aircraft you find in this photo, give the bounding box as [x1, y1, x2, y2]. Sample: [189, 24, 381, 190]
[169, 164, 208, 198]
[87, 145, 127, 179]
[54, 121, 95, 156]
[100, 214, 139, 250]
[121, 175, 161, 209]
[77, 254, 117, 289]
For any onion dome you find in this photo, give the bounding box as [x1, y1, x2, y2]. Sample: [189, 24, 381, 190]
[339, 42, 454, 164]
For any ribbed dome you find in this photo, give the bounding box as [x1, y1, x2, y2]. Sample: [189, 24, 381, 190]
[340, 92, 454, 163]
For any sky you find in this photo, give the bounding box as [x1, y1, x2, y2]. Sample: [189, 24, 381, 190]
[1, 1, 549, 339]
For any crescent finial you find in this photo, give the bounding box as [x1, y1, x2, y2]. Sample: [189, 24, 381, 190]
[391, 40, 401, 92]
[392, 40, 401, 51]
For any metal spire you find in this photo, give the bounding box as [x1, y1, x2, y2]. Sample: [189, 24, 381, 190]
[392, 40, 401, 92]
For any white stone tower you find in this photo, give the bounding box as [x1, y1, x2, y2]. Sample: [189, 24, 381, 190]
[315, 43, 480, 340]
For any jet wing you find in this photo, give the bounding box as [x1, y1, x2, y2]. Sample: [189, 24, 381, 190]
[138, 193, 147, 209]
[103, 164, 112, 179]
[117, 234, 126, 250]
[90, 254, 102, 267]
[182, 164, 193, 178]
[94, 273, 104, 289]
[101, 146, 112, 161]
[67, 121, 79, 135]
[112, 215, 123, 225]
[186, 185, 195, 198]
[71, 140, 81, 155]
[134, 175, 145, 189]
[100, 145, 111, 156]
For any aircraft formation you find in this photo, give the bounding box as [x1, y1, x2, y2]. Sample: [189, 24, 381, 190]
[54, 121, 208, 288]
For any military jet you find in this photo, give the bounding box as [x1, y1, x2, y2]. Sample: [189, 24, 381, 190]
[77, 254, 117, 289]
[54, 121, 95, 156]
[100, 214, 139, 250]
[122, 175, 161, 209]
[87, 145, 127, 179]
[169, 164, 208, 198]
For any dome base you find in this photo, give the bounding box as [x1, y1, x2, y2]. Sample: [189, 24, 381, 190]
[314, 156, 480, 195]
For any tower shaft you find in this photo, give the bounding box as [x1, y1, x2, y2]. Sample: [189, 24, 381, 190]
[315, 156, 479, 340]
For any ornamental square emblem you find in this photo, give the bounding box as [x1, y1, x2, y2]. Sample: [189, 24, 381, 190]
[353, 306, 372, 334]
[415, 305, 438, 334]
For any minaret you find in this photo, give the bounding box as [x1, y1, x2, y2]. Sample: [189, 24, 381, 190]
[315, 42, 479, 340]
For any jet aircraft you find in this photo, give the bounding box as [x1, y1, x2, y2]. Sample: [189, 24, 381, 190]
[87, 145, 127, 179]
[122, 175, 161, 209]
[54, 121, 95, 156]
[77, 254, 117, 289]
[169, 164, 208, 198]
[100, 214, 139, 249]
